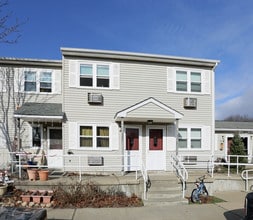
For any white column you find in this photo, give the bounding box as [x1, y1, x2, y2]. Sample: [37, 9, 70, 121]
[121, 118, 124, 172]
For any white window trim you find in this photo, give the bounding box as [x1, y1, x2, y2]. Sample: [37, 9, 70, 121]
[168, 67, 208, 94]
[178, 126, 203, 151]
[78, 123, 111, 151]
[78, 61, 112, 89]
[175, 68, 201, 94]
[23, 68, 54, 94]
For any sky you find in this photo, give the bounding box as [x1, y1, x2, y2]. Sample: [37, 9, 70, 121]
[1, 0, 253, 120]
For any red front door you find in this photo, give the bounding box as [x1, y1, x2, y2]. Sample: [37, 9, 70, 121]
[149, 129, 163, 150]
[126, 128, 139, 151]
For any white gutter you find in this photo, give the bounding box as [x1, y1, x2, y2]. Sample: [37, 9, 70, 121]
[13, 115, 63, 120]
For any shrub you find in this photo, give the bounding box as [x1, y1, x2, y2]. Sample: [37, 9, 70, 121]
[52, 181, 143, 208]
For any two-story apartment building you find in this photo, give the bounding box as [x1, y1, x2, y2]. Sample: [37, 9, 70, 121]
[0, 48, 219, 172]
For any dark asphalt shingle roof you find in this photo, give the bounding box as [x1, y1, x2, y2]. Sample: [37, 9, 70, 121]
[14, 103, 63, 117]
[215, 121, 253, 130]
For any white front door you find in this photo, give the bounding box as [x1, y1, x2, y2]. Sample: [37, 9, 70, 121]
[47, 128, 63, 168]
[124, 127, 141, 171]
[146, 126, 166, 170]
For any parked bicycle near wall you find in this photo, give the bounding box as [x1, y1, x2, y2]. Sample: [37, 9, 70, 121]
[191, 175, 209, 203]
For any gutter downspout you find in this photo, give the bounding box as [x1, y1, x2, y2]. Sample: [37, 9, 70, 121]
[212, 62, 219, 157]
[120, 118, 125, 174]
[175, 119, 179, 157]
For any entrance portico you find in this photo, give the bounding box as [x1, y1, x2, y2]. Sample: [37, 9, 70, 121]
[114, 97, 183, 171]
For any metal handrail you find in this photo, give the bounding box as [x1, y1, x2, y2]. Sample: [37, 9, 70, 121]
[141, 163, 148, 200]
[241, 169, 253, 191]
[171, 154, 188, 198]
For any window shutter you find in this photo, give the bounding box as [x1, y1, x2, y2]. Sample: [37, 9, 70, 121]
[202, 126, 211, 150]
[110, 123, 119, 150]
[167, 124, 176, 151]
[110, 63, 120, 89]
[0, 130, 6, 148]
[69, 60, 78, 87]
[202, 70, 211, 94]
[0, 74, 6, 93]
[53, 70, 62, 94]
[69, 122, 78, 149]
[14, 69, 23, 93]
[167, 67, 175, 92]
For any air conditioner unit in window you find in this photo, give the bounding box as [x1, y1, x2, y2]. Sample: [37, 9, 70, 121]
[184, 97, 197, 108]
[88, 93, 103, 104]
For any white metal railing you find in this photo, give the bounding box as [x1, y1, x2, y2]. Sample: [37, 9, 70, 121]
[241, 169, 253, 191]
[4, 151, 253, 196]
[141, 163, 148, 200]
[171, 154, 188, 198]
[213, 154, 252, 177]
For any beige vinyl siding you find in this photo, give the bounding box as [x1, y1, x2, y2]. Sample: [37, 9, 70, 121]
[63, 61, 213, 126]
[127, 102, 176, 119]
[63, 58, 214, 122]
[62, 58, 214, 169]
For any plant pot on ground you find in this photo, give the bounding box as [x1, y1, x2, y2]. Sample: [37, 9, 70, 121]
[0, 183, 7, 196]
[38, 169, 49, 181]
[27, 169, 38, 181]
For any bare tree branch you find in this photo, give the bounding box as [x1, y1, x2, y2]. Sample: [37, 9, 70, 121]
[0, 0, 23, 44]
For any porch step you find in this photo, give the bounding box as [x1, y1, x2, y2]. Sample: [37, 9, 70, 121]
[144, 173, 188, 206]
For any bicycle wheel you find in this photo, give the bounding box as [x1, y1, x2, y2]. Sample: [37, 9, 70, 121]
[191, 189, 199, 203]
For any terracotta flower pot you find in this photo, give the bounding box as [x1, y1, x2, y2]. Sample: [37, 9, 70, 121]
[0, 184, 7, 196]
[20, 195, 31, 202]
[27, 169, 38, 181]
[38, 170, 49, 181]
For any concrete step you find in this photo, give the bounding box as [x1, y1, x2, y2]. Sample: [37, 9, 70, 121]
[144, 197, 188, 206]
[148, 191, 182, 199]
[144, 173, 187, 206]
[148, 185, 181, 192]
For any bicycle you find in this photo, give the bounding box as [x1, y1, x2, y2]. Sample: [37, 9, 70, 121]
[191, 175, 209, 203]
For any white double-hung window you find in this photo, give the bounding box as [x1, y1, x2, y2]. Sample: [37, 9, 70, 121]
[24, 71, 37, 92]
[176, 70, 201, 93]
[190, 72, 201, 92]
[80, 125, 110, 149]
[40, 71, 52, 92]
[80, 63, 110, 88]
[167, 67, 209, 94]
[178, 127, 202, 149]
[69, 60, 120, 89]
[24, 70, 52, 93]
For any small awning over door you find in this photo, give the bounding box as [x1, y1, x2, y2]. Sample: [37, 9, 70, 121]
[114, 97, 183, 123]
[14, 102, 64, 122]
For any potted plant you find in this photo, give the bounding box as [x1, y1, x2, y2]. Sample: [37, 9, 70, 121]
[0, 183, 7, 196]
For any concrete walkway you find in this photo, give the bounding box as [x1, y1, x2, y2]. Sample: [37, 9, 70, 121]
[46, 190, 247, 220]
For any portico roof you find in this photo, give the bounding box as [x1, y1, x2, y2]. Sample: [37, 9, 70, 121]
[114, 97, 183, 123]
[14, 102, 64, 122]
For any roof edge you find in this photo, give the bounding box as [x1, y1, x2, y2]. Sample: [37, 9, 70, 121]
[0, 57, 62, 68]
[61, 48, 220, 69]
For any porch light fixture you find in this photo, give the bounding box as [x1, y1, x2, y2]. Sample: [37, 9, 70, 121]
[147, 120, 153, 125]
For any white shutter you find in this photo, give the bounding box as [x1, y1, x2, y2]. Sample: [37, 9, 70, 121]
[0, 67, 7, 92]
[167, 67, 176, 92]
[69, 60, 78, 87]
[202, 126, 211, 150]
[110, 63, 120, 90]
[167, 124, 176, 151]
[202, 70, 211, 94]
[110, 123, 119, 150]
[0, 130, 6, 149]
[52, 69, 62, 94]
[69, 122, 78, 149]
